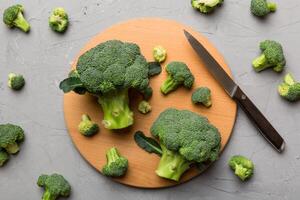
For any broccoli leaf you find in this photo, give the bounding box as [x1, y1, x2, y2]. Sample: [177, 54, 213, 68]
[134, 131, 162, 156]
[148, 62, 162, 77]
[59, 77, 84, 93]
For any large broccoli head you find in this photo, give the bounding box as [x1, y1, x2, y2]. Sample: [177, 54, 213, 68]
[191, 0, 224, 14]
[229, 155, 254, 181]
[150, 108, 221, 181]
[3, 4, 30, 32]
[278, 73, 300, 102]
[37, 173, 71, 200]
[252, 40, 286, 72]
[160, 62, 195, 95]
[102, 147, 128, 177]
[251, 0, 277, 17]
[60, 40, 151, 130]
[0, 124, 25, 154]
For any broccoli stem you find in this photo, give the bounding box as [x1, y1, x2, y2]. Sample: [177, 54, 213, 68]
[155, 144, 191, 182]
[160, 76, 178, 95]
[5, 142, 19, 154]
[267, 2, 277, 12]
[98, 89, 133, 130]
[252, 54, 271, 72]
[14, 12, 30, 32]
[42, 190, 57, 200]
[106, 147, 119, 164]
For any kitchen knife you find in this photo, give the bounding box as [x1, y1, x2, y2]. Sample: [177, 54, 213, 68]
[184, 30, 285, 152]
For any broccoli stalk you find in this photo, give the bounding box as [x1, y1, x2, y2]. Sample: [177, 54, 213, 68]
[0, 149, 9, 167]
[102, 147, 128, 177]
[98, 89, 133, 129]
[155, 144, 191, 181]
[161, 76, 179, 95]
[3, 4, 30, 32]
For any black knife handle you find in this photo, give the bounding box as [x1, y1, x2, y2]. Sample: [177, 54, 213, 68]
[233, 87, 285, 152]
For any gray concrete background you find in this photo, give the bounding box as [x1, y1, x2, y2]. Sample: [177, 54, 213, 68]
[0, 0, 299, 199]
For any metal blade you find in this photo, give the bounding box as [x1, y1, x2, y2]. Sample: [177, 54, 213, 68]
[184, 30, 237, 97]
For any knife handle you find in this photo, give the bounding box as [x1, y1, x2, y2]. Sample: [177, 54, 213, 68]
[233, 87, 285, 152]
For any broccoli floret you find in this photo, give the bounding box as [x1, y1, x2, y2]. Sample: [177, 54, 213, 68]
[3, 4, 30, 33]
[78, 114, 99, 137]
[8, 73, 25, 90]
[191, 0, 223, 14]
[150, 108, 221, 181]
[251, 0, 277, 17]
[278, 73, 300, 102]
[153, 46, 167, 63]
[0, 124, 25, 154]
[37, 173, 71, 200]
[49, 8, 69, 33]
[229, 155, 254, 181]
[252, 40, 286, 72]
[102, 147, 128, 177]
[138, 100, 152, 114]
[192, 87, 212, 107]
[60, 40, 151, 130]
[0, 148, 9, 167]
[160, 62, 194, 95]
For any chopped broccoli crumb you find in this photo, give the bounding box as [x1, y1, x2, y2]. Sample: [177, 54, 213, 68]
[8, 73, 25, 90]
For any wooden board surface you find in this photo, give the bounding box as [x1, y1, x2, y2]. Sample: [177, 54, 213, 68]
[63, 18, 237, 188]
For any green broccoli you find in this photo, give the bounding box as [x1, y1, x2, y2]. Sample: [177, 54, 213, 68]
[153, 46, 167, 63]
[102, 147, 128, 177]
[78, 114, 99, 136]
[37, 173, 71, 200]
[67, 70, 87, 95]
[0, 124, 25, 154]
[0, 149, 9, 167]
[8, 73, 25, 90]
[150, 108, 221, 181]
[192, 87, 212, 107]
[49, 8, 69, 33]
[251, 0, 277, 17]
[160, 62, 194, 95]
[138, 100, 152, 114]
[3, 4, 30, 33]
[60, 40, 151, 130]
[191, 0, 223, 14]
[278, 73, 300, 102]
[229, 155, 254, 181]
[252, 40, 286, 72]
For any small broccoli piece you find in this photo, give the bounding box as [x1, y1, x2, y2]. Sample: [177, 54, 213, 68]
[192, 87, 212, 107]
[191, 0, 223, 14]
[102, 147, 128, 177]
[278, 73, 300, 102]
[251, 0, 277, 17]
[153, 46, 167, 63]
[160, 62, 194, 95]
[60, 40, 151, 130]
[49, 8, 69, 33]
[252, 40, 285, 72]
[138, 100, 152, 114]
[78, 114, 99, 137]
[229, 155, 254, 181]
[8, 73, 25, 90]
[151, 108, 221, 181]
[3, 4, 30, 32]
[0, 149, 9, 167]
[0, 124, 25, 154]
[37, 173, 71, 200]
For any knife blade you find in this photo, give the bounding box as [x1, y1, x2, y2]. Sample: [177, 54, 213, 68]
[184, 30, 285, 152]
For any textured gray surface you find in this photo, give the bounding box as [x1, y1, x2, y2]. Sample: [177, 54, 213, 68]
[0, 0, 299, 199]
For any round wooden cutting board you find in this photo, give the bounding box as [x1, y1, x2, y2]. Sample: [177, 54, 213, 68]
[64, 18, 237, 188]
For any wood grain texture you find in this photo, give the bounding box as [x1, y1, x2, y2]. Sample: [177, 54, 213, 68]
[63, 18, 237, 188]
